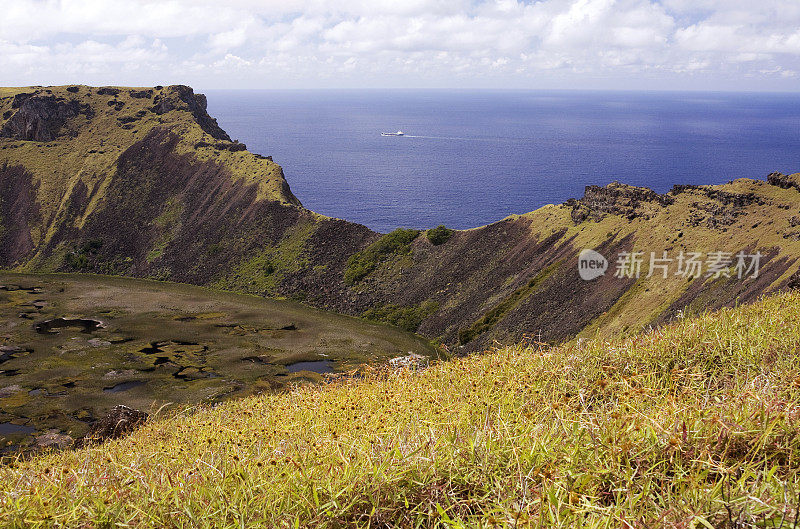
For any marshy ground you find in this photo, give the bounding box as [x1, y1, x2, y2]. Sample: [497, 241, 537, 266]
[0, 272, 433, 453]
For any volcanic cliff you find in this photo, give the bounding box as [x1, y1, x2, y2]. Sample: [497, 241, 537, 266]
[2, 85, 800, 350]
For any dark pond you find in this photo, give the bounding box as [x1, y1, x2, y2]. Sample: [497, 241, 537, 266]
[0, 346, 26, 363]
[285, 360, 334, 374]
[0, 422, 35, 435]
[0, 285, 42, 293]
[103, 381, 145, 393]
[34, 318, 104, 335]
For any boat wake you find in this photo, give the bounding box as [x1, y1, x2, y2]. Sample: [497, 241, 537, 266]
[402, 135, 481, 141]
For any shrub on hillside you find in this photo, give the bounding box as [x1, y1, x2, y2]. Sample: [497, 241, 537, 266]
[426, 225, 453, 245]
[362, 300, 439, 332]
[344, 228, 420, 284]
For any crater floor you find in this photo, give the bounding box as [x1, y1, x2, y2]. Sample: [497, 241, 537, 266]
[0, 273, 433, 453]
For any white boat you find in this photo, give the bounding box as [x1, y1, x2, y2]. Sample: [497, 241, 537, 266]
[381, 130, 405, 136]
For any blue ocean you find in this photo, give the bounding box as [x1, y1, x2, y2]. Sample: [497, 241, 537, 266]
[205, 90, 800, 233]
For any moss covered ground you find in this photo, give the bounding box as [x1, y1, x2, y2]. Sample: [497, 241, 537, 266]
[0, 273, 433, 453]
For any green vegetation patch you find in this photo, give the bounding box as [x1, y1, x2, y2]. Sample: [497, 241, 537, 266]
[344, 228, 420, 284]
[362, 300, 439, 332]
[214, 222, 316, 295]
[426, 224, 453, 245]
[459, 261, 559, 344]
[147, 198, 184, 264]
[64, 239, 104, 271]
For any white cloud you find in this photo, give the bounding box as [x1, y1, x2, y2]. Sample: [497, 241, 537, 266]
[676, 24, 800, 55]
[0, 0, 798, 89]
[209, 27, 250, 53]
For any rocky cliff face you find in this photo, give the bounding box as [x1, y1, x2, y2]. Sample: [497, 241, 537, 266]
[149, 85, 231, 141]
[2, 85, 800, 351]
[767, 171, 800, 192]
[565, 182, 674, 222]
[0, 94, 93, 141]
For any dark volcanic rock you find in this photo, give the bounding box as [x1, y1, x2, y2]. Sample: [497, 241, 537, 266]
[77, 405, 147, 447]
[194, 140, 248, 151]
[767, 172, 800, 193]
[0, 95, 92, 141]
[11, 92, 36, 109]
[151, 85, 230, 141]
[566, 182, 674, 222]
[788, 268, 800, 290]
[96, 87, 121, 96]
[0, 164, 40, 266]
[129, 89, 153, 99]
[672, 184, 765, 208]
[672, 184, 766, 229]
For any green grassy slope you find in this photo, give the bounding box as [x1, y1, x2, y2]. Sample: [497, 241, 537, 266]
[3, 290, 800, 527]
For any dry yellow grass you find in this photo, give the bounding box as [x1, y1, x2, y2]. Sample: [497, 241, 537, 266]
[2, 290, 800, 527]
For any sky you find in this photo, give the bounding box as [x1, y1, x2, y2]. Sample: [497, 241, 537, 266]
[2, 0, 800, 91]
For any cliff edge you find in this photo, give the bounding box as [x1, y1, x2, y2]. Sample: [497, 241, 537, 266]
[2, 85, 800, 350]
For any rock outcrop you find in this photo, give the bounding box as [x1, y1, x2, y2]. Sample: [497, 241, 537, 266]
[672, 184, 767, 229]
[151, 85, 231, 141]
[565, 182, 674, 222]
[77, 405, 148, 447]
[388, 353, 429, 371]
[34, 430, 75, 451]
[0, 95, 92, 141]
[767, 172, 800, 193]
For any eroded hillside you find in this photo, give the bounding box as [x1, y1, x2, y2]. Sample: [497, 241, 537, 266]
[2, 85, 800, 349]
